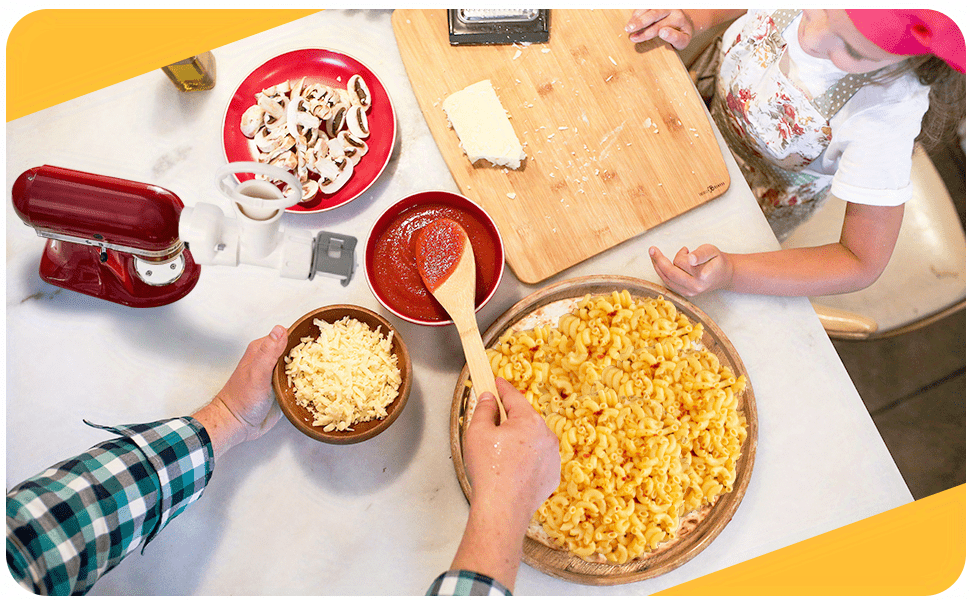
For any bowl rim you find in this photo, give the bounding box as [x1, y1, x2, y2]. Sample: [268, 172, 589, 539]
[363, 189, 505, 326]
[273, 303, 412, 444]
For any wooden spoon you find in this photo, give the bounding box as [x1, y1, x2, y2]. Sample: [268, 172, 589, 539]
[414, 218, 507, 423]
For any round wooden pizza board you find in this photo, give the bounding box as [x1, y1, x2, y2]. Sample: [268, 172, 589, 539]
[449, 275, 758, 585]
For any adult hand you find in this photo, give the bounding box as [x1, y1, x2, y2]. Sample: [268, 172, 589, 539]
[464, 378, 561, 526]
[192, 325, 289, 458]
[625, 9, 696, 50]
[649, 244, 734, 297]
[449, 377, 561, 592]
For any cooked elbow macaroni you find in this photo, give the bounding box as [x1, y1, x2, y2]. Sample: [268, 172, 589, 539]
[486, 290, 747, 564]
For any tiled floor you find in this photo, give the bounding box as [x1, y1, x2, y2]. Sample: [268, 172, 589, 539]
[831, 137, 966, 501]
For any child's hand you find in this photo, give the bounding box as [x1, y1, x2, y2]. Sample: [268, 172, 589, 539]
[649, 245, 733, 296]
[625, 9, 696, 50]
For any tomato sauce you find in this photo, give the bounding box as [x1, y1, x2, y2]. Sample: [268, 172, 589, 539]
[370, 203, 500, 322]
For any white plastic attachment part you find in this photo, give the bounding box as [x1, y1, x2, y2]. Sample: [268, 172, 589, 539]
[214, 161, 302, 218]
[178, 162, 315, 279]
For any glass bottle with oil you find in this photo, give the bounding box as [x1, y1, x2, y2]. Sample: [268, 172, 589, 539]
[161, 51, 216, 91]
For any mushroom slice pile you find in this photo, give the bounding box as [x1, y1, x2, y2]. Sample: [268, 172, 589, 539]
[240, 74, 372, 201]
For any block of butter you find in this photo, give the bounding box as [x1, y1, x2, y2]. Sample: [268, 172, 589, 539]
[442, 80, 526, 170]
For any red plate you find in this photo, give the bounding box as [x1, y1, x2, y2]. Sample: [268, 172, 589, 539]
[223, 48, 396, 213]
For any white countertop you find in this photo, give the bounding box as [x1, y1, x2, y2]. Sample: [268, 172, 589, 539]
[4, 10, 912, 595]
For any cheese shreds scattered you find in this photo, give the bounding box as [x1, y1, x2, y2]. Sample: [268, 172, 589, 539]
[442, 80, 526, 169]
[284, 317, 401, 432]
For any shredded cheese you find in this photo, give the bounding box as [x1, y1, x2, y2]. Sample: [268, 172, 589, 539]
[284, 317, 401, 432]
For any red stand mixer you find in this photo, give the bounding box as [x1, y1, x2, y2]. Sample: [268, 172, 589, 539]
[11, 163, 356, 307]
[12, 165, 201, 308]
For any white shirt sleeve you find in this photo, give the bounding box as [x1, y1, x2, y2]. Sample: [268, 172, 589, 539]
[820, 80, 930, 206]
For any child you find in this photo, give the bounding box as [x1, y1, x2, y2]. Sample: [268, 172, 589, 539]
[625, 9, 965, 297]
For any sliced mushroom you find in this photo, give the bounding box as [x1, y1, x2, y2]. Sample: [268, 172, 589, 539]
[338, 131, 368, 165]
[269, 150, 298, 172]
[310, 101, 335, 121]
[257, 93, 285, 121]
[319, 159, 354, 194]
[262, 80, 290, 97]
[256, 127, 294, 156]
[339, 130, 368, 151]
[253, 127, 275, 153]
[314, 156, 341, 183]
[326, 137, 347, 161]
[301, 179, 319, 201]
[326, 105, 348, 138]
[347, 74, 372, 110]
[346, 105, 370, 139]
[240, 105, 265, 138]
[265, 134, 297, 162]
[304, 82, 328, 100]
[294, 109, 321, 132]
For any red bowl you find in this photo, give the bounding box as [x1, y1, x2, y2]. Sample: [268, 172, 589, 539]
[365, 191, 505, 326]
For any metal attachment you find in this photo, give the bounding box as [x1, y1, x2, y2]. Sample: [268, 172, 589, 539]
[35, 228, 185, 260]
[134, 254, 186, 286]
[311, 232, 357, 286]
[448, 8, 550, 45]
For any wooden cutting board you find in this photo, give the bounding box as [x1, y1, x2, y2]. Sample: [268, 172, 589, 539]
[392, 9, 730, 284]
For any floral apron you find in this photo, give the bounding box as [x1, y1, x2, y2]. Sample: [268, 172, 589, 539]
[710, 9, 879, 239]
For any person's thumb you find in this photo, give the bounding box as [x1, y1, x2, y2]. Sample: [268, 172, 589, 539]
[688, 244, 720, 266]
[472, 391, 500, 427]
[257, 325, 289, 366]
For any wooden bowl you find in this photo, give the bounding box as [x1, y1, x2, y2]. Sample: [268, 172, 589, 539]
[273, 304, 412, 444]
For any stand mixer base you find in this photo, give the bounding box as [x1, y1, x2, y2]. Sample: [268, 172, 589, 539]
[39, 240, 201, 308]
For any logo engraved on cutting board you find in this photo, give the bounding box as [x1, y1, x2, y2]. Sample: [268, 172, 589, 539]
[700, 181, 728, 196]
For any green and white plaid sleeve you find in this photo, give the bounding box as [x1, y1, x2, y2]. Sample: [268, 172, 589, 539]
[427, 570, 512, 596]
[6, 417, 214, 595]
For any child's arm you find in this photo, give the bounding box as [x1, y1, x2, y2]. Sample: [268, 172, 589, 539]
[650, 201, 905, 297]
[625, 9, 747, 50]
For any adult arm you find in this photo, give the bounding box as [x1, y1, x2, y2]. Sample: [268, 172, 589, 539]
[5, 418, 213, 595]
[6, 326, 287, 595]
[428, 378, 561, 595]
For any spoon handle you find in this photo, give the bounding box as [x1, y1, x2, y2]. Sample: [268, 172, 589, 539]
[454, 313, 507, 423]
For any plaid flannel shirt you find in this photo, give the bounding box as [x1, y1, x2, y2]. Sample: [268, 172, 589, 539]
[427, 570, 511, 596]
[6, 418, 213, 595]
[6, 418, 504, 596]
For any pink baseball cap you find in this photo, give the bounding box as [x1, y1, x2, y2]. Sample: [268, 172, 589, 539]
[845, 9, 966, 73]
